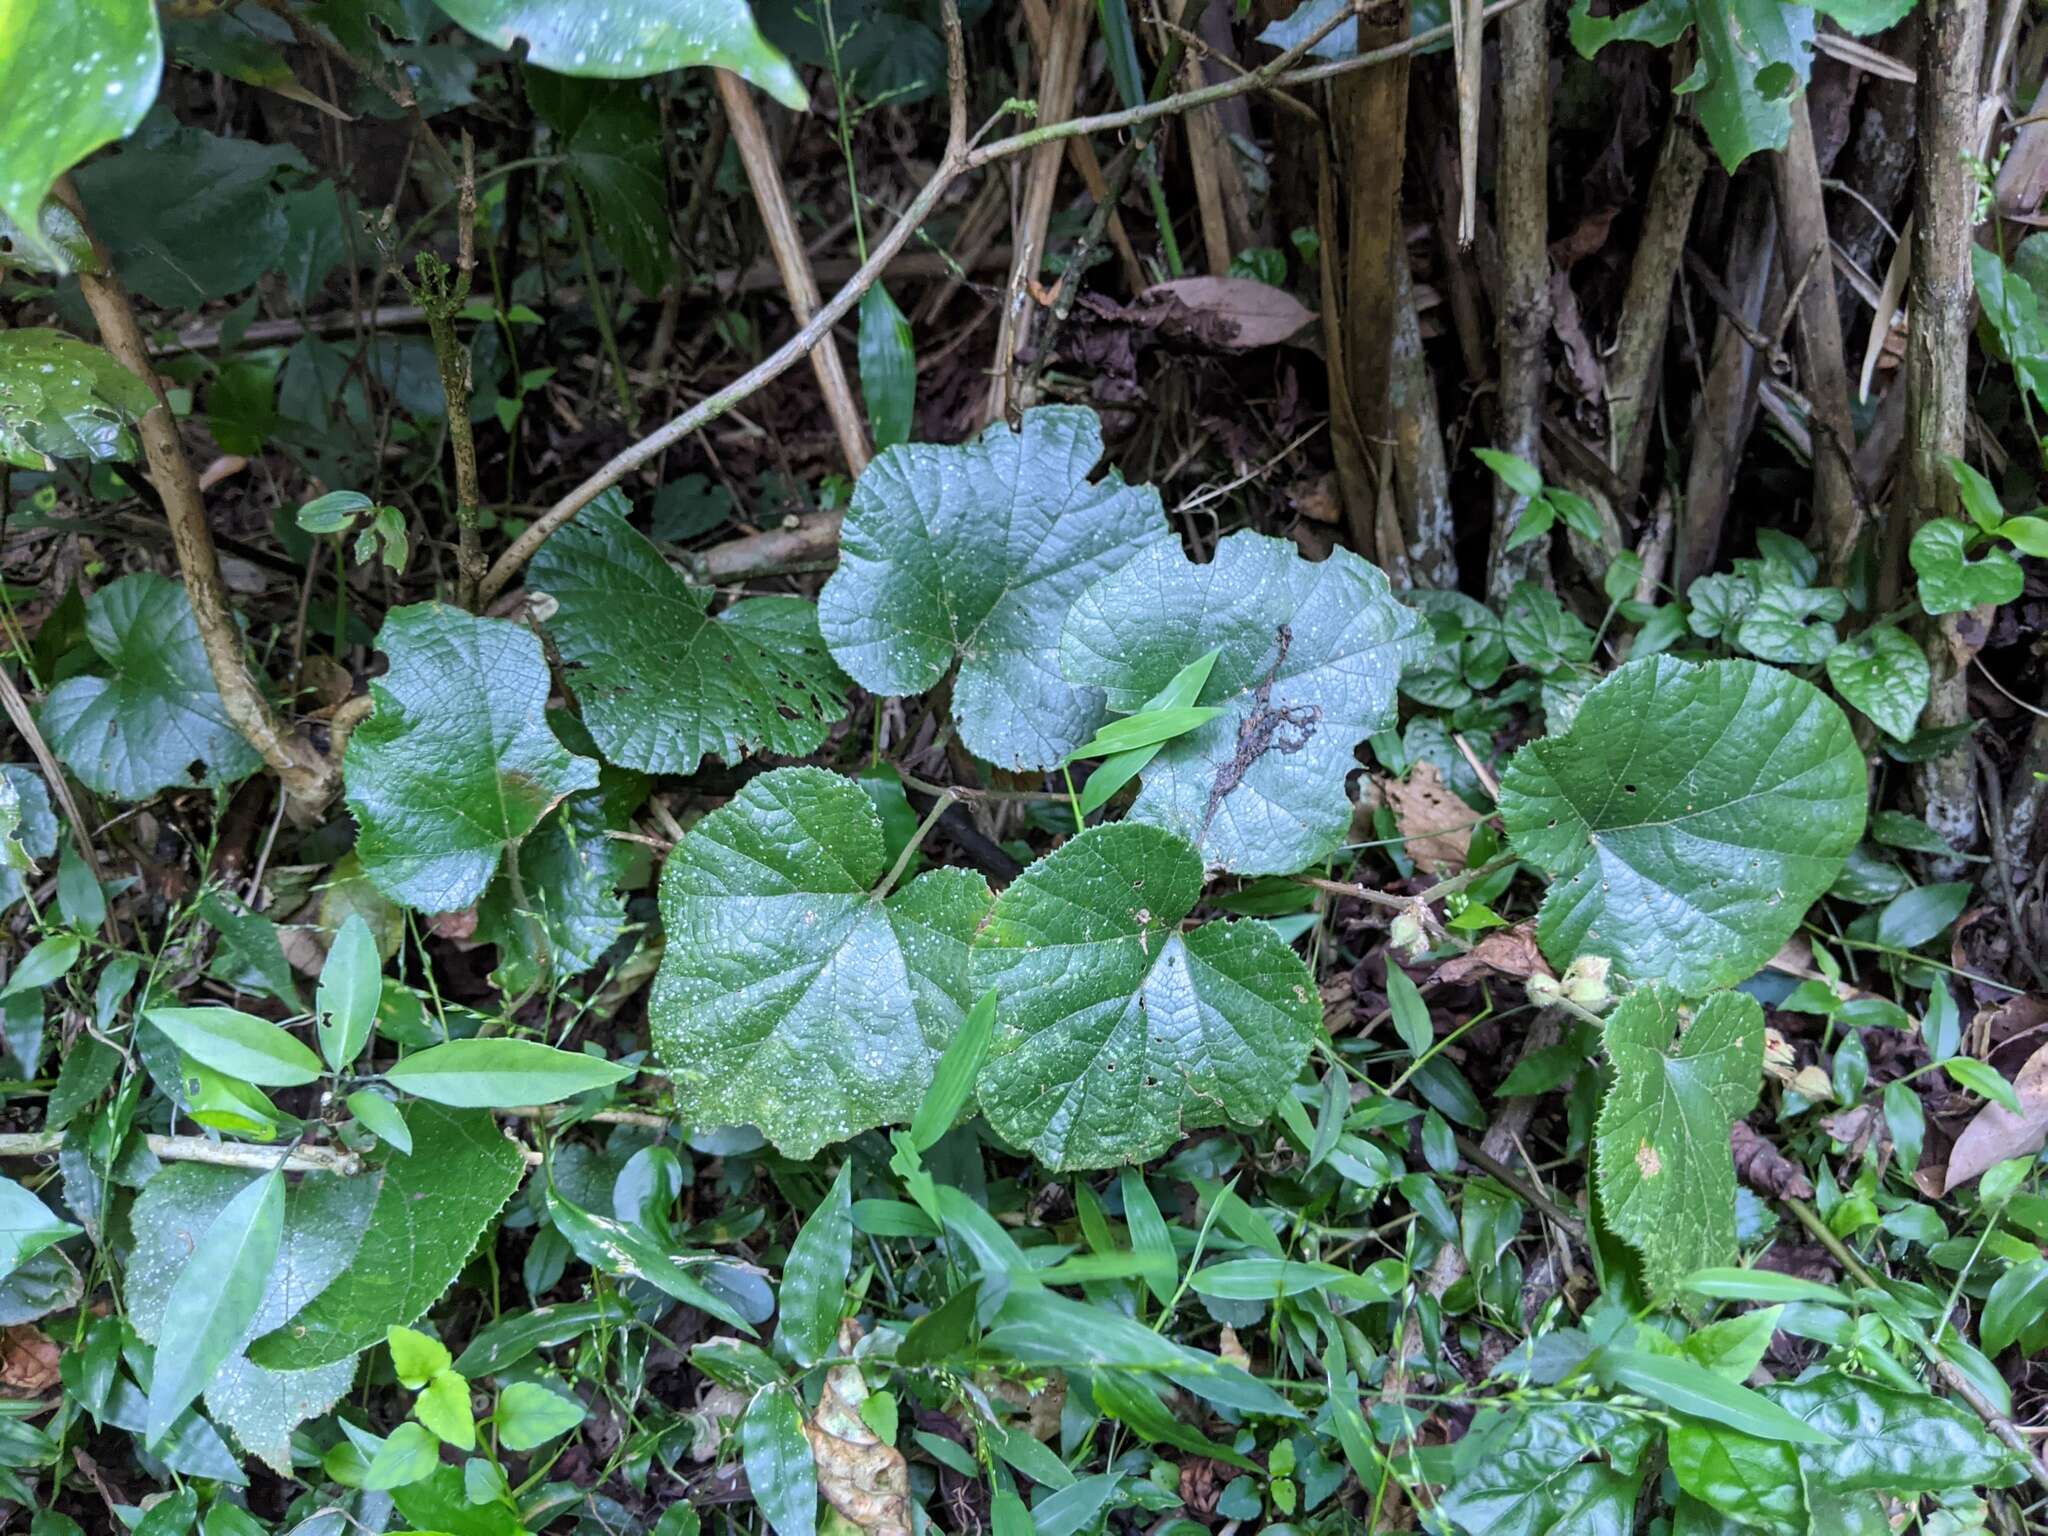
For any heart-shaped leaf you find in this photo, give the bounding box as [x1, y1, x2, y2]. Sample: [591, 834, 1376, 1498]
[1910, 518, 2024, 615]
[1059, 531, 1420, 875]
[819, 406, 1171, 769]
[1733, 583, 1844, 665]
[1498, 657, 1865, 994]
[969, 822, 1318, 1170]
[1824, 624, 1930, 742]
[344, 603, 599, 914]
[529, 493, 848, 774]
[649, 767, 992, 1158]
[40, 572, 262, 800]
[1596, 987, 1763, 1297]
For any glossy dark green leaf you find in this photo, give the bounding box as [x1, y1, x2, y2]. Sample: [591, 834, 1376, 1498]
[820, 406, 1170, 769]
[527, 74, 670, 295]
[741, 1390, 817, 1536]
[1874, 881, 1972, 950]
[344, 603, 599, 913]
[1666, 1419, 1804, 1536]
[528, 495, 848, 775]
[970, 823, 1319, 1170]
[41, 573, 262, 800]
[1499, 657, 1865, 993]
[544, 1179, 752, 1333]
[1824, 625, 1929, 742]
[857, 282, 915, 450]
[1911, 518, 2024, 614]
[1436, 1404, 1651, 1536]
[1981, 1256, 2048, 1354]
[774, 1165, 851, 1369]
[1595, 1349, 1836, 1444]
[0, 329, 157, 468]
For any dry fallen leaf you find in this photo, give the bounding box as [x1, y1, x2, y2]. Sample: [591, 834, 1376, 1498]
[0, 1326, 60, 1396]
[1382, 760, 1471, 876]
[1434, 924, 1551, 987]
[1134, 276, 1316, 349]
[1943, 1035, 2048, 1194]
[807, 1325, 910, 1536]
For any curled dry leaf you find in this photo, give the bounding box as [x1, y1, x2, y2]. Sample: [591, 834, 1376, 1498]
[976, 1369, 1066, 1442]
[807, 1325, 910, 1536]
[1943, 1035, 2048, 1194]
[1730, 1120, 1814, 1200]
[0, 1325, 60, 1396]
[1132, 276, 1316, 349]
[1434, 923, 1551, 987]
[1382, 759, 1472, 876]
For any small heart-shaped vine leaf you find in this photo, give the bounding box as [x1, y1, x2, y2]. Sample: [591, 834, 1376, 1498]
[1824, 624, 1930, 742]
[41, 572, 262, 800]
[819, 405, 1171, 769]
[1733, 583, 1844, 665]
[650, 767, 992, 1159]
[430, 0, 806, 106]
[0, 329, 157, 468]
[1059, 531, 1420, 875]
[1596, 987, 1764, 1298]
[1910, 518, 2025, 615]
[529, 493, 848, 775]
[969, 822, 1318, 1170]
[344, 603, 599, 914]
[1498, 657, 1865, 995]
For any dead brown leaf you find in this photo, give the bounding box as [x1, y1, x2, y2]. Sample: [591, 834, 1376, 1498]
[1433, 924, 1551, 987]
[807, 1325, 910, 1536]
[1382, 760, 1471, 875]
[0, 1326, 60, 1396]
[1730, 1121, 1814, 1200]
[1943, 1035, 2048, 1193]
[1132, 276, 1316, 349]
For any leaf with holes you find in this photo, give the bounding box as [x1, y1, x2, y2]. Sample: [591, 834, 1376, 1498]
[0, 329, 157, 469]
[0, 0, 162, 263]
[819, 406, 1171, 769]
[968, 822, 1318, 1170]
[530, 494, 848, 775]
[1596, 987, 1764, 1298]
[649, 767, 992, 1159]
[1498, 657, 1865, 994]
[1059, 531, 1420, 875]
[40, 572, 262, 801]
[247, 1104, 525, 1371]
[432, 0, 805, 105]
[344, 603, 599, 914]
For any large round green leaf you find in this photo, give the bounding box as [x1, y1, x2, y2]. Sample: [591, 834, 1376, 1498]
[344, 604, 599, 914]
[649, 767, 992, 1158]
[1060, 530, 1420, 875]
[0, 0, 161, 262]
[432, 0, 805, 107]
[529, 493, 848, 774]
[40, 572, 262, 800]
[1498, 657, 1865, 994]
[968, 823, 1318, 1170]
[819, 406, 1171, 769]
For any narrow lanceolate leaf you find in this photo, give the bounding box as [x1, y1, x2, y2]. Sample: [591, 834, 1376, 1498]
[0, 1, 163, 261]
[819, 406, 1172, 769]
[345, 1091, 412, 1154]
[742, 1390, 818, 1536]
[1596, 988, 1764, 1298]
[145, 1007, 325, 1087]
[247, 1105, 525, 1370]
[146, 1169, 284, 1447]
[650, 768, 993, 1159]
[908, 989, 996, 1153]
[382, 1038, 634, 1108]
[431, 0, 807, 107]
[544, 1179, 752, 1333]
[316, 912, 382, 1072]
[1059, 530, 1421, 875]
[528, 494, 849, 775]
[344, 603, 599, 914]
[40, 572, 262, 799]
[969, 823, 1319, 1170]
[857, 282, 916, 451]
[775, 1165, 853, 1370]
[1498, 657, 1866, 994]
[1595, 1349, 1836, 1445]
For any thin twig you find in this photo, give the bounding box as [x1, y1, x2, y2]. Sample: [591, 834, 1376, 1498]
[475, 0, 1537, 605]
[0, 1132, 361, 1177]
